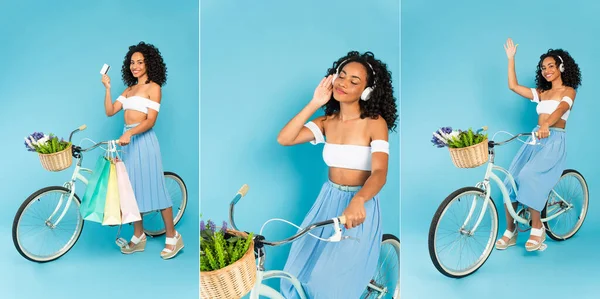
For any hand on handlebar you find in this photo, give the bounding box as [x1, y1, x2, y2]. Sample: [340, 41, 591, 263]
[342, 199, 366, 229]
[117, 132, 132, 146]
[536, 124, 550, 139]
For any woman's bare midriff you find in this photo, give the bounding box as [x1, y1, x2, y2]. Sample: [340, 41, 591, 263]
[124, 110, 148, 126]
[538, 114, 566, 129]
[328, 168, 371, 187]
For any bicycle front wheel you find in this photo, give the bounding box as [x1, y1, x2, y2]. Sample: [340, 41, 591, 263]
[543, 169, 589, 241]
[143, 172, 188, 236]
[12, 186, 84, 263]
[428, 187, 498, 278]
[361, 234, 400, 299]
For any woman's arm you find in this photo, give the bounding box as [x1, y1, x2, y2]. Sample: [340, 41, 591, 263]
[277, 102, 325, 146]
[103, 75, 123, 117]
[342, 117, 389, 229]
[504, 38, 535, 100]
[277, 75, 334, 146]
[353, 117, 389, 203]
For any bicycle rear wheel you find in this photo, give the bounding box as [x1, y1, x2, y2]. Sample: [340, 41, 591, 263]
[143, 172, 188, 236]
[428, 187, 498, 278]
[12, 186, 84, 263]
[361, 234, 400, 299]
[543, 169, 589, 241]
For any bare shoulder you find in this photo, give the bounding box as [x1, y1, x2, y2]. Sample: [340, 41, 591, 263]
[367, 116, 388, 140]
[147, 83, 162, 102]
[564, 87, 576, 100]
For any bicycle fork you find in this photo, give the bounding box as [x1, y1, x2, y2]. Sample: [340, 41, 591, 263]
[46, 164, 91, 228]
[460, 164, 495, 236]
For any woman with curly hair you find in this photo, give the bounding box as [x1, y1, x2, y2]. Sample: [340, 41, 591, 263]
[101, 41, 183, 260]
[495, 38, 582, 252]
[277, 51, 398, 298]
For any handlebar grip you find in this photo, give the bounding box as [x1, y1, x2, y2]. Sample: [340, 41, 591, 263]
[481, 126, 488, 131]
[338, 215, 346, 225]
[79, 124, 87, 131]
[237, 184, 249, 197]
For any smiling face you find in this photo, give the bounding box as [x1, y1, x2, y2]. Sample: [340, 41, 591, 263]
[130, 52, 147, 78]
[332, 61, 369, 102]
[540, 56, 561, 82]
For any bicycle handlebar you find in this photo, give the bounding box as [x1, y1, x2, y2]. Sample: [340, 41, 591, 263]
[475, 125, 547, 147]
[228, 184, 347, 247]
[67, 124, 121, 154]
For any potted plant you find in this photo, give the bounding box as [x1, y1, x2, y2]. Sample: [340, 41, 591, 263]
[24, 131, 73, 172]
[200, 219, 256, 299]
[431, 126, 489, 168]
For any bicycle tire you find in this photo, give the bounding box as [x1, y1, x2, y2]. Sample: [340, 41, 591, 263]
[12, 186, 84, 263]
[428, 186, 498, 278]
[543, 169, 589, 241]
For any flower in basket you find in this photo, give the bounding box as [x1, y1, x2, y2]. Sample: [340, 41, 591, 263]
[431, 126, 488, 149]
[200, 219, 254, 272]
[24, 132, 71, 154]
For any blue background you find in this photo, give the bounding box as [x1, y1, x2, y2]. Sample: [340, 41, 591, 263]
[0, 1, 199, 298]
[401, 0, 600, 298]
[200, 0, 400, 296]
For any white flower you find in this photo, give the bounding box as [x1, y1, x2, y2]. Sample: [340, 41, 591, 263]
[37, 136, 49, 145]
[433, 132, 448, 144]
[24, 137, 33, 148]
[447, 131, 460, 141]
[29, 136, 38, 146]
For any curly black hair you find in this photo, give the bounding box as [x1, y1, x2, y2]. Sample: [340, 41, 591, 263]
[121, 41, 167, 87]
[323, 51, 398, 132]
[535, 49, 581, 91]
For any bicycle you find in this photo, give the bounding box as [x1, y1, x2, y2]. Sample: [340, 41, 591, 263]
[428, 126, 589, 278]
[227, 184, 401, 299]
[12, 124, 188, 263]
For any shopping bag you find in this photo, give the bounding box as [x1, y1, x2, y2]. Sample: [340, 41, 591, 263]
[80, 155, 110, 223]
[115, 159, 142, 224]
[102, 160, 122, 225]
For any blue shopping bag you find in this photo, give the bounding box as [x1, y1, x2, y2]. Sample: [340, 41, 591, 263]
[80, 155, 111, 223]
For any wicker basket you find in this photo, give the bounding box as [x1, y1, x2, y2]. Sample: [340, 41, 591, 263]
[38, 144, 73, 172]
[200, 230, 256, 299]
[448, 139, 489, 168]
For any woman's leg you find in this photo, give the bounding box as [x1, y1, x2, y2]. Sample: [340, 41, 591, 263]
[525, 207, 545, 251]
[128, 219, 145, 247]
[160, 207, 176, 251]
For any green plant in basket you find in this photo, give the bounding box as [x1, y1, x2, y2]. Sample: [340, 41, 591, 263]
[200, 219, 253, 272]
[431, 126, 488, 149]
[24, 132, 71, 154]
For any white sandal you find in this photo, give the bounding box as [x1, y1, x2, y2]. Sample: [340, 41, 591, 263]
[525, 225, 546, 252]
[161, 231, 184, 260]
[119, 233, 146, 254]
[495, 228, 518, 250]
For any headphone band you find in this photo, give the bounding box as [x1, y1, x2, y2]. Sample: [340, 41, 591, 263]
[336, 58, 377, 86]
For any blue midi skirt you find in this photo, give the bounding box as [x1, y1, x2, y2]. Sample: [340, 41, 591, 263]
[503, 126, 567, 212]
[280, 180, 382, 299]
[120, 123, 173, 213]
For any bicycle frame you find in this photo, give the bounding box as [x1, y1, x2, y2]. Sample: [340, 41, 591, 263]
[462, 135, 574, 234]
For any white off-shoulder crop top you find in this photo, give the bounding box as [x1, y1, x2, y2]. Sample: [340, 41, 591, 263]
[304, 121, 389, 171]
[116, 95, 160, 114]
[530, 88, 573, 121]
